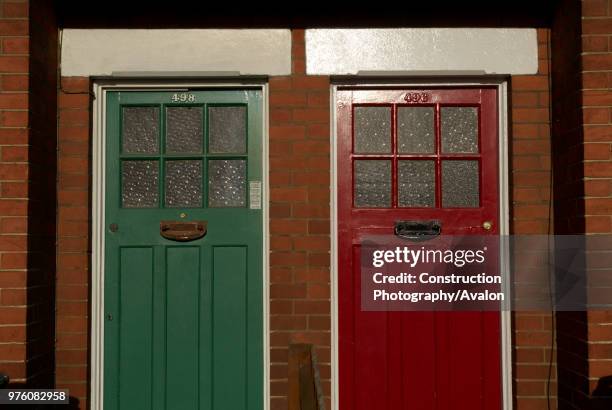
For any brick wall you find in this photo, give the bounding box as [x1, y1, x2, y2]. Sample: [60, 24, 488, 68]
[511, 29, 557, 410]
[0, 0, 57, 389]
[0, 0, 30, 385]
[56, 76, 90, 407]
[268, 29, 332, 410]
[552, 1, 612, 409]
[581, 0, 612, 408]
[48, 15, 611, 410]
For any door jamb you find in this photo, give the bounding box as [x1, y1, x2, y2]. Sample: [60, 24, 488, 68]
[329, 79, 512, 410]
[90, 80, 270, 410]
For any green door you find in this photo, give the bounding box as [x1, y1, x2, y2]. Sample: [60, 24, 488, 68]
[103, 89, 263, 410]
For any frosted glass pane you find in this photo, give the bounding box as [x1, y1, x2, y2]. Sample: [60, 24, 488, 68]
[165, 160, 202, 208]
[122, 161, 159, 208]
[442, 160, 479, 208]
[208, 106, 247, 154]
[398, 161, 435, 207]
[166, 107, 203, 154]
[441, 107, 479, 153]
[208, 160, 246, 207]
[397, 107, 435, 153]
[122, 107, 159, 154]
[354, 160, 391, 208]
[354, 107, 391, 153]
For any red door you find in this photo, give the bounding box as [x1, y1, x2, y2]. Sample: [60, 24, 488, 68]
[337, 87, 501, 409]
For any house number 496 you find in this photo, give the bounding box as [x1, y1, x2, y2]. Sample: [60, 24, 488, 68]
[171, 93, 196, 103]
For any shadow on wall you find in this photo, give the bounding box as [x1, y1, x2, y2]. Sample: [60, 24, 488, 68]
[592, 375, 612, 410]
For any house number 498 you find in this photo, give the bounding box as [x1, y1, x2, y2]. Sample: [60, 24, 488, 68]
[171, 93, 196, 103]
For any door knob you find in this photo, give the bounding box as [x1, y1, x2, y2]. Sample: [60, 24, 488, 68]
[482, 221, 493, 231]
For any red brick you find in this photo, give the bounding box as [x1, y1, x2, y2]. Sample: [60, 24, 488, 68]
[584, 125, 612, 141]
[583, 72, 609, 89]
[584, 161, 612, 177]
[1, 146, 27, 161]
[0, 288, 25, 305]
[55, 349, 88, 366]
[270, 108, 292, 122]
[0, 325, 25, 342]
[512, 108, 550, 123]
[2, 38, 28, 54]
[0, 252, 25, 269]
[58, 93, 90, 109]
[582, 18, 612, 35]
[0, 93, 27, 108]
[270, 251, 307, 266]
[292, 236, 330, 251]
[586, 198, 612, 214]
[294, 300, 329, 315]
[512, 92, 539, 107]
[0, 110, 27, 126]
[60, 77, 89, 93]
[0, 217, 26, 233]
[583, 35, 609, 52]
[308, 220, 329, 234]
[292, 29, 305, 44]
[292, 140, 329, 154]
[0, 306, 25, 324]
[292, 108, 329, 123]
[582, 0, 608, 17]
[583, 53, 612, 70]
[306, 124, 329, 139]
[294, 267, 329, 282]
[1, 181, 27, 198]
[270, 187, 308, 202]
[583, 107, 609, 124]
[270, 91, 307, 106]
[585, 215, 612, 232]
[307, 91, 329, 107]
[585, 179, 612, 196]
[0, 74, 27, 91]
[59, 109, 89, 126]
[583, 90, 612, 106]
[0, 56, 27, 72]
[270, 125, 306, 140]
[308, 316, 330, 330]
[292, 170, 329, 185]
[512, 76, 549, 91]
[56, 333, 88, 350]
[269, 76, 292, 90]
[270, 284, 307, 299]
[271, 315, 307, 330]
[292, 76, 329, 90]
[0, 20, 28, 35]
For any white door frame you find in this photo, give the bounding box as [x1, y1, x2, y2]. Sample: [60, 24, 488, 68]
[90, 80, 270, 410]
[329, 79, 512, 410]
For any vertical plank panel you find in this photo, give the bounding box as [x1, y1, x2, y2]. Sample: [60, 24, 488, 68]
[119, 247, 154, 410]
[166, 247, 200, 409]
[401, 312, 436, 410]
[352, 245, 388, 410]
[213, 246, 247, 409]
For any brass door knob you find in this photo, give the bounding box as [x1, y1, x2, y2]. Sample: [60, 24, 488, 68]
[482, 221, 493, 231]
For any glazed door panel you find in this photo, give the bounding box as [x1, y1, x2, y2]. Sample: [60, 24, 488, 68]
[337, 87, 501, 410]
